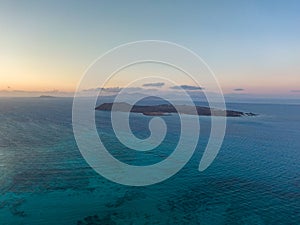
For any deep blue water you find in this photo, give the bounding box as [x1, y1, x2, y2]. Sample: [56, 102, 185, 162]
[0, 98, 299, 224]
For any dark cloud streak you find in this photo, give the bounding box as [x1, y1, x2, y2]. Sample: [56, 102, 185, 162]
[170, 85, 204, 91]
[143, 82, 165, 87]
[233, 88, 245, 92]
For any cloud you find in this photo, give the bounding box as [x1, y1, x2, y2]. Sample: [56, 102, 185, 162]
[0, 89, 64, 94]
[233, 88, 245, 92]
[170, 85, 204, 91]
[83, 87, 121, 93]
[143, 82, 165, 87]
[291, 90, 300, 93]
[0, 89, 72, 97]
[123, 87, 144, 92]
[82, 87, 102, 92]
[103, 87, 122, 93]
[82, 87, 143, 93]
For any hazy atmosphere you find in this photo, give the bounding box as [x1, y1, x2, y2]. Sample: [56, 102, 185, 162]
[1, 0, 299, 100]
[1, 1, 300, 225]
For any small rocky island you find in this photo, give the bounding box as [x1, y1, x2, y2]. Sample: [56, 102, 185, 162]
[96, 102, 257, 117]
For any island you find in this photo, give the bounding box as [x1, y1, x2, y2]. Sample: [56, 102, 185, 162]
[39, 95, 56, 98]
[95, 102, 257, 117]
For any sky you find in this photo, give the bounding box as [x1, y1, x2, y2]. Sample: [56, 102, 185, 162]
[0, 0, 299, 98]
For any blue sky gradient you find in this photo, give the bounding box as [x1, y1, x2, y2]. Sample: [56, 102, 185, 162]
[0, 0, 299, 97]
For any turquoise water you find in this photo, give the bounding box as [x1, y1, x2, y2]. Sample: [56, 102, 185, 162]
[0, 98, 299, 224]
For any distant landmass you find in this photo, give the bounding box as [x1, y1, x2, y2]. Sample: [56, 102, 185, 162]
[95, 102, 257, 117]
[39, 95, 56, 98]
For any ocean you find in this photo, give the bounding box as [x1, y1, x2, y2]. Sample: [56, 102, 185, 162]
[0, 97, 299, 225]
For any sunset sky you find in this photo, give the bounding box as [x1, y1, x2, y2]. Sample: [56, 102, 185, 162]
[0, 0, 299, 98]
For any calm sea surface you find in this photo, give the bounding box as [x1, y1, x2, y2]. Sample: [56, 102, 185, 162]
[0, 98, 299, 225]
